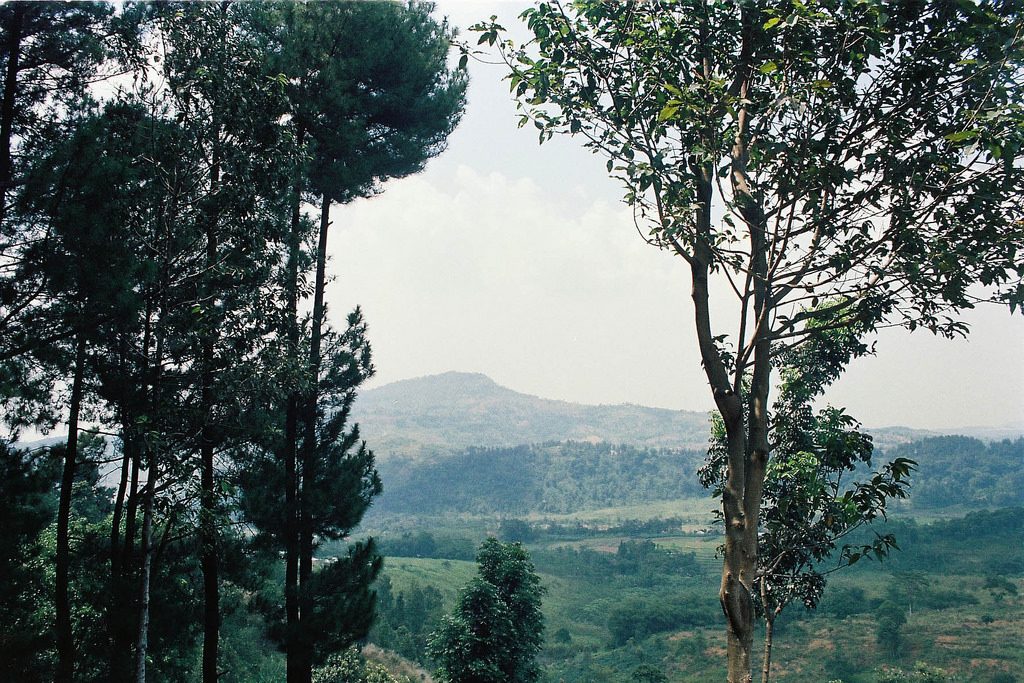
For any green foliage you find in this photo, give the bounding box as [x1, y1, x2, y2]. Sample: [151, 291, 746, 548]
[701, 321, 914, 629]
[875, 662, 957, 683]
[886, 437, 1024, 509]
[498, 518, 536, 543]
[429, 539, 545, 683]
[380, 442, 706, 515]
[532, 541, 703, 585]
[265, 0, 467, 205]
[608, 594, 718, 646]
[875, 600, 908, 658]
[369, 576, 444, 666]
[0, 442, 58, 680]
[861, 508, 1024, 576]
[313, 647, 408, 683]
[631, 663, 669, 682]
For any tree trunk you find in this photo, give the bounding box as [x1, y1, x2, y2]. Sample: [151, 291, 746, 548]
[122, 442, 141, 568]
[200, 10, 226, 675]
[720, 9, 769, 680]
[761, 616, 774, 683]
[133, 466, 156, 683]
[55, 331, 86, 683]
[0, 2, 24, 225]
[110, 426, 131, 575]
[284, 126, 304, 683]
[108, 414, 135, 680]
[295, 194, 332, 683]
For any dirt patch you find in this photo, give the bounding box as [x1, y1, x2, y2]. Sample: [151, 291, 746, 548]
[807, 638, 835, 651]
[668, 630, 696, 641]
[970, 658, 1002, 669]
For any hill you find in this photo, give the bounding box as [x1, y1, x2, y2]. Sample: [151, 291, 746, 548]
[352, 371, 713, 460]
[353, 371, 991, 461]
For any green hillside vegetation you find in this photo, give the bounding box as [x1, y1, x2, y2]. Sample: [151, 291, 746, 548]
[371, 437, 1024, 521]
[363, 508, 1024, 683]
[884, 437, 1024, 510]
[376, 442, 707, 515]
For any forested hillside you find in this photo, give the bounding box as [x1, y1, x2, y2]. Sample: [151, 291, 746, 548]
[372, 436, 1024, 519]
[376, 442, 707, 515]
[884, 436, 1024, 509]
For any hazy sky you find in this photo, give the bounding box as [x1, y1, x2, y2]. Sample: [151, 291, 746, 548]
[324, 1, 1024, 431]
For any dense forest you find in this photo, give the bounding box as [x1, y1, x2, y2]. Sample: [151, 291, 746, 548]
[2, 2, 1023, 683]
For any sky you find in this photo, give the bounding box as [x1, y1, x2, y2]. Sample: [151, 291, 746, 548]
[324, 1, 1024, 431]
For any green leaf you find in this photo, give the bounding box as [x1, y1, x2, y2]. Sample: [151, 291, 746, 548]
[759, 61, 778, 75]
[945, 130, 978, 142]
[658, 104, 679, 122]
[763, 17, 782, 29]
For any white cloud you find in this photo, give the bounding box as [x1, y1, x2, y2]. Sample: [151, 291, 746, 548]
[324, 164, 709, 411]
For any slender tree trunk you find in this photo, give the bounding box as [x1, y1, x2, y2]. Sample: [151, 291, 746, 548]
[109, 412, 135, 680]
[112, 304, 154, 678]
[200, 430, 219, 683]
[122, 443, 141, 568]
[0, 2, 24, 225]
[133, 465, 156, 683]
[111, 422, 132, 575]
[295, 194, 332, 683]
[55, 332, 87, 683]
[200, 285, 220, 679]
[200, 10, 227, 676]
[688, 164, 755, 682]
[284, 127, 305, 683]
[761, 616, 774, 683]
[717, 9, 768, 681]
[122, 303, 152, 577]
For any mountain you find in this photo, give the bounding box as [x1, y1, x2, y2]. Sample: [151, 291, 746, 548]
[352, 371, 1022, 461]
[352, 371, 712, 460]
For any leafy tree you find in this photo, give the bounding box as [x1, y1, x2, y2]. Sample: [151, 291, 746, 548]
[875, 600, 908, 659]
[136, 5, 293, 679]
[632, 664, 669, 683]
[0, 2, 123, 438]
[429, 539, 545, 683]
[476, 2, 1024, 680]
[701, 319, 914, 682]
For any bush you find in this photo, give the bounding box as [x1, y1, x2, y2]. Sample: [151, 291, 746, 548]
[313, 648, 409, 683]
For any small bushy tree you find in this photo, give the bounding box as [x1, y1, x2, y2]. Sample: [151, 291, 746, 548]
[429, 539, 545, 683]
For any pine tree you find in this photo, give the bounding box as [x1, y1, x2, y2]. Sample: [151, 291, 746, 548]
[247, 4, 467, 680]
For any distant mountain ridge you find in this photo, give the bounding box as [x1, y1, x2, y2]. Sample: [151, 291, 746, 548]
[352, 371, 1016, 461]
[352, 371, 712, 460]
